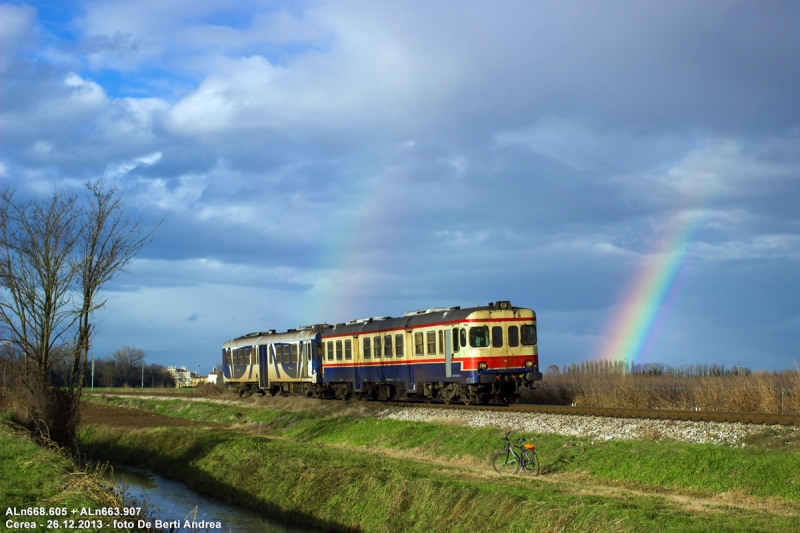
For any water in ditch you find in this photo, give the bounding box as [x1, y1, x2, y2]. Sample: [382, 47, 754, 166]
[107, 464, 324, 532]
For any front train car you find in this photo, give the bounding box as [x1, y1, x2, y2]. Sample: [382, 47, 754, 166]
[321, 300, 542, 404]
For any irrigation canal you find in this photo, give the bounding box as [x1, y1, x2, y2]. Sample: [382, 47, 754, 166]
[106, 464, 323, 533]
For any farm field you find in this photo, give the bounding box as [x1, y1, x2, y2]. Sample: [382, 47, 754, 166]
[77, 395, 800, 532]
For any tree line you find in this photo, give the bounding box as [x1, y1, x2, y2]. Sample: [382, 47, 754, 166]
[40, 346, 175, 389]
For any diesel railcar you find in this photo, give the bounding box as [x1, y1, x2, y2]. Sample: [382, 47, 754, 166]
[221, 300, 542, 404]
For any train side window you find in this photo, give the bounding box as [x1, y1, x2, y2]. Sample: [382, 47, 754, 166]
[395, 334, 404, 357]
[508, 326, 519, 347]
[327, 341, 334, 361]
[384, 335, 392, 357]
[426, 331, 436, 354]
[438, 330, 444, 354]
[492, 326, 503, 348]
[460, 328, 467, 348]
[336, 340, 343, 360]
[414, 332, 424, 356]
[452, 329, 459, 352]
[363, 337, 371, 359]
[345, 339, 352, 360]
[291, 344, 298, 363]
[521, 324, 537, 345]
[374, 336, 381, 358]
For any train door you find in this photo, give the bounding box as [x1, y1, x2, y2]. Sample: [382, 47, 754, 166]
[350, 337, 360, 390]
[445, 330, 452, 378]
[258, 345, 269, 388]
[309, 335, 322, 383]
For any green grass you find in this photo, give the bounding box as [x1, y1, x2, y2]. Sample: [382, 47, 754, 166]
[86, 395, 800, 503]
[0, 414, 135, 533]
[77, 395, 800, 532]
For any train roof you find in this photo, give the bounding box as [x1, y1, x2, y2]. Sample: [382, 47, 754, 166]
[221, 301, 534, 347]
[324, 301, 533, 337]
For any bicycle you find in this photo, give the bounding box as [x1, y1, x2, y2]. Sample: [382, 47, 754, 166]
[491, 432, 540, 476]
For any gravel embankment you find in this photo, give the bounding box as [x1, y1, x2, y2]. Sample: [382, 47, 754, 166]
[94, 394, 798, 446]
[376, 407, 799, 446]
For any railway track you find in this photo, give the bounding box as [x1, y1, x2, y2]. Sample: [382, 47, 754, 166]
[85, 390, 800, 426]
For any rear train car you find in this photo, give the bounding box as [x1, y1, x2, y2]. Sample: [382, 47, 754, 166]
[221, 325, 329, 395]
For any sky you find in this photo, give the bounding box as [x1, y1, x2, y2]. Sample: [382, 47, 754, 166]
[1, 1, 799, 374]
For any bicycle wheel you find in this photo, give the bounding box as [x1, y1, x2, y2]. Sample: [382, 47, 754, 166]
[492, 450, 520, 475]
[521, 450, 540, 476]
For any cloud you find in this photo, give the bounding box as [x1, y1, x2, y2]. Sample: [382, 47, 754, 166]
[2, 1, 800, 372]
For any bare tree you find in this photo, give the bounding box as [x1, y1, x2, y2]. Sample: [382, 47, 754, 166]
[0, 181, 156, 447]
[0, 189, 82, 389]
[111, 346, 146, 385]
[69, 181, 155, 397]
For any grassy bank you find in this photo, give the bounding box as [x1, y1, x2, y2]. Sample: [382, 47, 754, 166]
[0, 414, 140, 533]
[78, 396, 800, 532]
[77, 423, 799, 533]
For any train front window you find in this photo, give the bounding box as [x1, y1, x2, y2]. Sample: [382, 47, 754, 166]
[492, 326, 503, 348]
[452, 329, 459, 352]
[460, 328, 467, 348]
[363, 338, 371, 359]
[508, 326, 519, 347]
[521, 324, 537, 345]
[469, 326, 490, 348]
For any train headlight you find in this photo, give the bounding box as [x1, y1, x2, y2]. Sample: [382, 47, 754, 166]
[525, 360, 534, 369]
[478, 362, 488, 370]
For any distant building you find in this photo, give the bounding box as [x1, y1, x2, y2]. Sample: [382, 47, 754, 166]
[167, 366, 197, 388]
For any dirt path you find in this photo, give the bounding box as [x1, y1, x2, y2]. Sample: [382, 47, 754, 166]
[81, 402, 222, 429]
[81, 400, 800, 519]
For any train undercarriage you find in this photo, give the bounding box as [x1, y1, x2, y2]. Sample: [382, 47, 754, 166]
[230, 375, 533, 405]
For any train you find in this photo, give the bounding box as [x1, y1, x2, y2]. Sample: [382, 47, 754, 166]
[221, 300, 542, 404]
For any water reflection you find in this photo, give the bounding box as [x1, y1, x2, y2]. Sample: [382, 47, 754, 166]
[107, 464, 322, 533]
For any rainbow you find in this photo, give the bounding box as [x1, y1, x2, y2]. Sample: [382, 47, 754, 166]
[595, 210, 704, 366]
[594, 140, 738, 366]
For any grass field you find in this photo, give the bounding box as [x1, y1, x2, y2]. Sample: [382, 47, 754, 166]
[525, 369, 800, 413]
[79, 395, 800, 532]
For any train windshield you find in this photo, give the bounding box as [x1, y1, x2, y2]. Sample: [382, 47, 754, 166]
[469, 326, 490, 348]
[521, 324, 537, 345]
